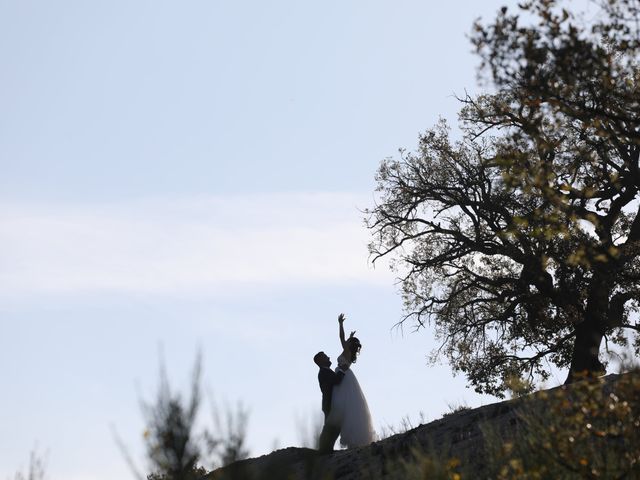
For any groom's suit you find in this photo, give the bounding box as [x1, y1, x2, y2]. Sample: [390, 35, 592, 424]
[317, 366, 345, 453]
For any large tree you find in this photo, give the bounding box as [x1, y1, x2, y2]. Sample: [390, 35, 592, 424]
[367, 0, 640, 396]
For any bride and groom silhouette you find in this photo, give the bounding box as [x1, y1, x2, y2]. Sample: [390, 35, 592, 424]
[313, 313, 376, 454]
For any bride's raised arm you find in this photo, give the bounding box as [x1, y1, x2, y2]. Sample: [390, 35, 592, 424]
[338, 313, 348, 350]
[338, 313, 356, 351]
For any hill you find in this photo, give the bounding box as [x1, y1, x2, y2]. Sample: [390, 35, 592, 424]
[206, 372, 640, 479]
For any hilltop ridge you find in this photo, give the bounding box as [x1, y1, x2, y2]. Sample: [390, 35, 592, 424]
[207, 381, 533, 479]
[206, 372, 639, 479]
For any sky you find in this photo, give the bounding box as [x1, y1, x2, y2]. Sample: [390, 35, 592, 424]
[0, 1, 566, 478]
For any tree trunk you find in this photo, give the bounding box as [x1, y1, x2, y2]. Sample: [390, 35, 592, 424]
[565, 278, 610, 384]
[565, 320, 605, 384]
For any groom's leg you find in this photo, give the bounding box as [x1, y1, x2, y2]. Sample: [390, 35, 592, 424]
[318, 424, 340, 454]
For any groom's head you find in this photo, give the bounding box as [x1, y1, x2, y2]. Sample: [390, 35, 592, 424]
[313, 351, 331, 368]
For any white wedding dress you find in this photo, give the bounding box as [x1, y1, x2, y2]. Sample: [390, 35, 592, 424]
[330, 353, 376, 448]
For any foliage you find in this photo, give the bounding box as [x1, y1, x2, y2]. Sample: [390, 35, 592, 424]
[12, 449, 47, 480]
[441, 402, 471, 419]
[489, 371, 640, 479]
[394, 451, 465, 480]
[379, 412, 428, 438]
[146, 466, 208, 480]
[206, 399, 250, 469]
[296, 410, 324, 449]
[393, 372, 640, 479]
[116, 353, 249, 480]
[140, 356, 204, 480]
[367, 0, 640, 395]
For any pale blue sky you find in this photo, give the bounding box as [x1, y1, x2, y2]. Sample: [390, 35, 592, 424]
[0, 1, 548, 479]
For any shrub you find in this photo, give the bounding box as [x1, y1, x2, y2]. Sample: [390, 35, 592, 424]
[489, 372, 640, 479]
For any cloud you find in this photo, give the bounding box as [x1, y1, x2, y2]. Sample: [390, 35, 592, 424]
[0, 193, 392, 297]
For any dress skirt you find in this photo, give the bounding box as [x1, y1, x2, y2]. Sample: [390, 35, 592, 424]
[330, 368, 376, 448]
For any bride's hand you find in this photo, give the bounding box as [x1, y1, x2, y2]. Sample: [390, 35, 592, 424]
[338, 313, 346, 324]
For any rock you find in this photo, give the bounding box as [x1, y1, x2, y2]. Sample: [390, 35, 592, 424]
[205, 373, 633, 480]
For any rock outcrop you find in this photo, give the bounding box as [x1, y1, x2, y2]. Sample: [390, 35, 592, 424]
[206, 373, 633, 480]
[206, 394, 521, 479]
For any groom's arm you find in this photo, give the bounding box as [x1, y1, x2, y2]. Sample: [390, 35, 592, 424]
[319, 368, 345, 386]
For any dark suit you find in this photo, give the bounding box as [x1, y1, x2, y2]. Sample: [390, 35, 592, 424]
[317, 367, 345, 453]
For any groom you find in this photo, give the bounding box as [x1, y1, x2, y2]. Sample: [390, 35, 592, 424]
[313, 351, 346, 454]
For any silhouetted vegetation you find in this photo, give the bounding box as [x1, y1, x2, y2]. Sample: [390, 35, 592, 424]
[295, 411, 324, 450]
[441, 402, 471, 419]
[141, 356, 203, 480]
[116, 353, 249, 480]
[11, 449, 47, 480]
[489, 371, 640, 479]
[367, 0, 640, 396]
[392, 372, 640, 479]
[204, 398, 250, 476]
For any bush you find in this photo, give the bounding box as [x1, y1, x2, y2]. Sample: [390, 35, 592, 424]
[12, 449, 47, 480]
[395, 372, 640, 479]
[490, 372, 640, 479]
[116, 353, 250, 480]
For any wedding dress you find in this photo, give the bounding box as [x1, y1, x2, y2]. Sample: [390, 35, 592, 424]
[331, 352, 376, 448]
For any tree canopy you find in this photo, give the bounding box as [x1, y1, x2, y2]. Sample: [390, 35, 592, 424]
[367, 0, 640, 396]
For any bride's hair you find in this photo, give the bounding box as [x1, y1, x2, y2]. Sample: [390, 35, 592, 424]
[347, 337, 362, 363]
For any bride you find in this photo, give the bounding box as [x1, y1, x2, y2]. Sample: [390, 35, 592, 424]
[331, 313, 376, 448]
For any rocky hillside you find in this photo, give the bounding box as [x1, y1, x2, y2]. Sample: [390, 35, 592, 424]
[205, 373, 639, 480]
[206, 388, 521, 479]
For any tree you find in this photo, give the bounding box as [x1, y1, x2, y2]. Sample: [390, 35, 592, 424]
[366, 0, 640, 396]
